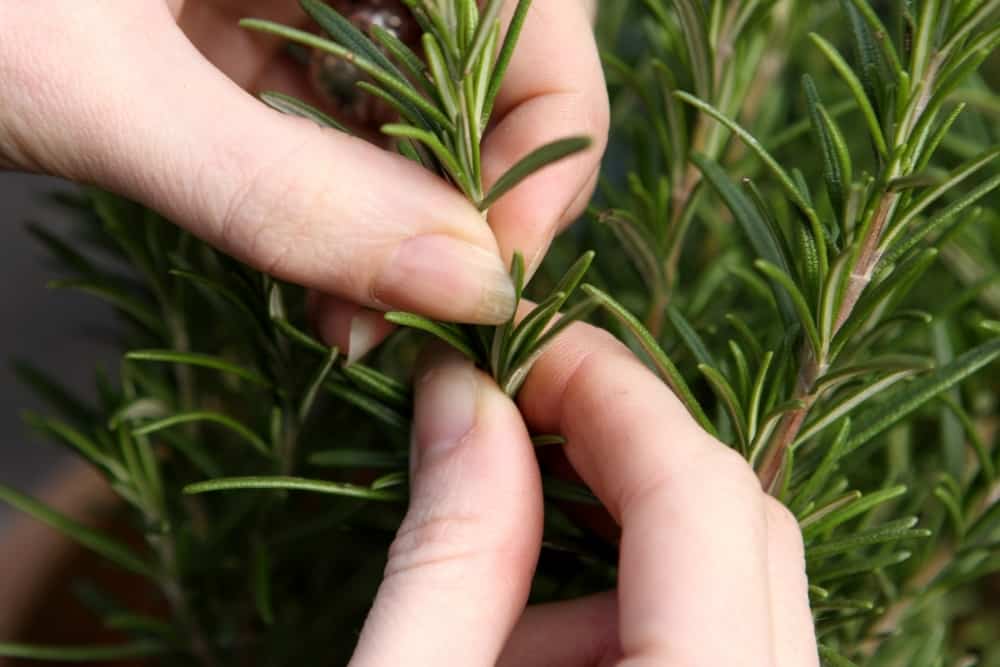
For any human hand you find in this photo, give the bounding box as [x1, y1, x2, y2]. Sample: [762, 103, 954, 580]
[0, 1, 608, 357]
[350, 323, 820, 666]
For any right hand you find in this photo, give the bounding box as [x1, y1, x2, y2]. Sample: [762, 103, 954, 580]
[348, 321, 820, 666]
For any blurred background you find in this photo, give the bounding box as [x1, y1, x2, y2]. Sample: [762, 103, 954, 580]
[0, 175, 117, 531]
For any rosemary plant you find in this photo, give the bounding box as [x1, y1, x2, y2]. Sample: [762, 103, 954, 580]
[1, 0, 1000, 665]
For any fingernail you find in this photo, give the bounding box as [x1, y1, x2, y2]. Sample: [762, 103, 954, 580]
[411, 347, 480, 472]
[375, 235, 515, 324]
[347, 309, 383, 364]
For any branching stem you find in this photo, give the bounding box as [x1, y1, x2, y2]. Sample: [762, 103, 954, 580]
[757, 30, 946, 491]
[759, 185, 899, 492]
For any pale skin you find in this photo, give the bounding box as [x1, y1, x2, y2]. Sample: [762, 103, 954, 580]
[0, 2, 818, 664]
[358, 322, 820, 666]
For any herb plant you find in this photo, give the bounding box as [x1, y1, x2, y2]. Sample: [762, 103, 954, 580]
[2, 0, 1000, 665]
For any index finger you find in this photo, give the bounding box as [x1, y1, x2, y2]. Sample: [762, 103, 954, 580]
[518, 323, 777, 666]
[483, 0, 609, 276]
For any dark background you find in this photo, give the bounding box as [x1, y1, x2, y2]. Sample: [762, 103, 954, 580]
[0, 174, 117, 530]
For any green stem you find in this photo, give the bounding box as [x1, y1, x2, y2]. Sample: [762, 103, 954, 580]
[758, 182, 899, 492]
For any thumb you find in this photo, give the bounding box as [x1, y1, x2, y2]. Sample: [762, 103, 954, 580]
[350, 346, 543, 667]
[4, 5, 515, 324]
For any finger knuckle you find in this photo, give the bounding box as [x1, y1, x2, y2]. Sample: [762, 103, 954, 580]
[704, 444, 763, 497]
[384, 511, 489, 581]
[765, 497, 806, 561]
[213, 132, 319, 278]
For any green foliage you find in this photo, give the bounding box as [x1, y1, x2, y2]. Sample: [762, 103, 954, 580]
[243, 0, 596, 391]
[2, 0, 1000, 664]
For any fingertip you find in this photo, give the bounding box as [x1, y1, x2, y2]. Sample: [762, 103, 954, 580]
[352, 343, 541, 667]
[372, 234, 516, 325]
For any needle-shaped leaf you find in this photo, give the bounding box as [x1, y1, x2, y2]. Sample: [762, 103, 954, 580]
[12, 364, 97, 427]
[840, 0, 897, 115]
[503, 292, 565, 369]
[966, 496, 1000, 546]
[422, 33, 460, 119]
[803, 484, 908, 539]
[341, 363, 411, 409]
[126, 350, 271, 387]
[692, 155, 798, 326]
[23, 413, 124, 479]
[808, 33, 888, 158]
[583, 285, 717, 436]
[651, 0, 713, 99]
[890, 146, 1000, 234]
[699, 364, 748, 451]
[501, 297, 599, 396]
[668, 307, 715, 367]
[300, 348, 340, 422]
[818, 644, 861, 666]
[505, 251, 594, 368]
[815, 355, 934, 395]
[252, 541, 275, 625]
[848, 337, 1000, 453]
[272, 317, 330, 354]
[844, 0, 903, 82]
[796, 369, 917, 446]
[463, 0, 504, 76]
[883, 172, 1000, 264]
[381, 123, 470, 192]
[754, 260, 822, 359]
[678, 94, 825, 253]
[483, 0, 533, 123]
[370, 24, 434, 94]
[0, 642, 166, 662]
[531, 434, 566, 447]
[550, 250, 596, 305]
[184, 475, 404, 501]
[811, 550, 912, 583]
[790, 419, 851, 515]
[26, 223, 98, 275]
[131, 412, 272, 456]
[48, 279, 160, 333]
[325, 380, 409, 431]
[259, 91, 348, 132]
[371, 471, 408, 491]
[935, 0, 1000, 66]
[0, 484, 158, 579]
[598, 210, 663, 288]
[803, 75, 853, 217]
[384, 312, 479, 361]
[489, 252, 526, 378]
[170, 269, 261, 327]
[934, 479, 966, 538]
[808, 516, 930, 561]
[478, 136, 592, 210]
[299, 0, 406, 80]
[912, 102, 966, 172]
[456, 0, 479, 48]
